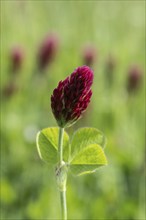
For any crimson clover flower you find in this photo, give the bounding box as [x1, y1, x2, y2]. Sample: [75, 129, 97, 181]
[51, 66, 93, 128]
[37, 33, 59, 71]
[127, 65, 142, 93]
[82, 45, 96, 67]
[10, 46, 24, 73]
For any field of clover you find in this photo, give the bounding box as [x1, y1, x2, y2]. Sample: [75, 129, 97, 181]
[1, 1, 145, 220]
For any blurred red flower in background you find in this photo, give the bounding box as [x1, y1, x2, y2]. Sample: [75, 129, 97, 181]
[127, 65, 142, 93]
[37, 33, 59, 71]
[10, 46, 24, 73]
[82, 45, 97, 67]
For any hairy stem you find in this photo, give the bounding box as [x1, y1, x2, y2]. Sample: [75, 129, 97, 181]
[58, 127, 67, 220]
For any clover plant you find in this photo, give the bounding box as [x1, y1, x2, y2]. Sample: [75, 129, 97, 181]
[36, 66, 107, 219]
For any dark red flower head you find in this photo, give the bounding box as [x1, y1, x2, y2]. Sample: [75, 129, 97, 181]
[10, 46, 24, 73]
[38, 33, 59, 71]
[82, 45, 96, 67]
[51, 66, 93, 127]
[127, 65, 142, 93]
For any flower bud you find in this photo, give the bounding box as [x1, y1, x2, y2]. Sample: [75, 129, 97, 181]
[10, 46, 24, 73]
[37, 33, 59, 71]
[51, 66, 93, 128]
[82, 45, 96, 67]
[127, 65, 142, 93]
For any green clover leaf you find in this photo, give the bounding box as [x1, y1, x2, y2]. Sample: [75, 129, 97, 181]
[36, 127, 69, 165]
[69, 128, 108, 176]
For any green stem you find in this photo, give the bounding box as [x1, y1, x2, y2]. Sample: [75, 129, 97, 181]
[58, 127, 64, 164]
[60, 190, 67, 220]
[58, 127, 67, 220]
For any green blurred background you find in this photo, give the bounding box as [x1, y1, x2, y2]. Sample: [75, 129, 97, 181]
[1, 0, 145, 219]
